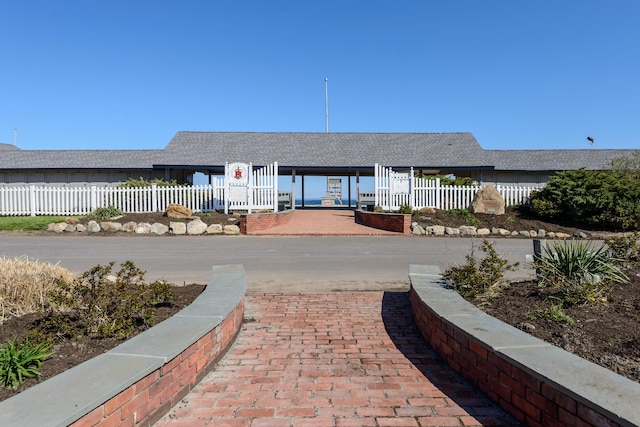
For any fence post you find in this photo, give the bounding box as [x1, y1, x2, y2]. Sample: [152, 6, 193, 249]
[247, 162, 253, 214]
[273, 161, 279, 212]
[90, 185, 97, 212]
[29, 185, 37, 217]
[410, 167, 415, 209]
[151, 184, 158, 212]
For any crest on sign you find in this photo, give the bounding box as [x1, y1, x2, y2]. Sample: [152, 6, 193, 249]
[228, 162, 249, 185]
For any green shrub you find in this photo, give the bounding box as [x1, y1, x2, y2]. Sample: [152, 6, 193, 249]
[118, 177, 179, 188]
[397, 205, 414, 214]
[444, 240, 519, 298]
[0, 339, 52, 390]
[534, 240, 629, 305]
[527, 299, 574, 325]
[88, 205, 123, 221]
[35, 261, 175, 340]
[529, 169, 640, 230]
[445, 209, 479, 226]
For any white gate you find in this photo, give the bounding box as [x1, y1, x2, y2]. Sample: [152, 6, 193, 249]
[374, 163, 413, 210]
[224, 161, 278, 214]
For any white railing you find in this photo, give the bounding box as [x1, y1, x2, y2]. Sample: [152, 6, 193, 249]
[373, 164, 541, 211]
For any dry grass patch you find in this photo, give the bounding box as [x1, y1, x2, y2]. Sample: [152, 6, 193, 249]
[0, 257, 76, 322]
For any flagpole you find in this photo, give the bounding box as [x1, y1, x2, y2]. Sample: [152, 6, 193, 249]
[325, 78, 329, 133]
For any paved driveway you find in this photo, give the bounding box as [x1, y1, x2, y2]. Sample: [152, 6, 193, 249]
[1, 235, 536, 290]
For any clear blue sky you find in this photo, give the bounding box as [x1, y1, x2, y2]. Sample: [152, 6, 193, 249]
[1, 1, 639, 153]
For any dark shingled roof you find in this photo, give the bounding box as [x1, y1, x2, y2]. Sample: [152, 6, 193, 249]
[0, 132, 636, 174]
[158, 132, 490, 169]
[0, 149, 163, 170]
[486, 149, 633, 171]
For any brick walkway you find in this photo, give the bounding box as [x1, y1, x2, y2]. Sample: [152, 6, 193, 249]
[155, 292, 518, 427]
[250, 209, 402, 235]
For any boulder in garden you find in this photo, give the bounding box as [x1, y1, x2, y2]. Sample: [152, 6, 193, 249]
[470, 185, 505, 215]
[166, 204, 193, 219]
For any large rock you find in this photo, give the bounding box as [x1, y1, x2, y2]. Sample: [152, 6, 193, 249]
[135, 222, 152, 234]
[445, 227, 460, 236]
[224, 224, 241, 235]
[87, 220, 101, 233]
[100, 221, 123, 232]
[150, 223, 169, 235]
[206, 224, 224, 234]
[412, 224, 426, 235]
[187, 218, 207, 235]
[170, 222, 186, 235]
[470, 185, 505, 215]
[48, 222, 68, 233]
[122, 221, 137, 232]
[166, 204, 193, 219]
[459, 225, 477, 236]
[425, 225, 445, 236]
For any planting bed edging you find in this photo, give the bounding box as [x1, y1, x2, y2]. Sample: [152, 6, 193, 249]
[0, 264, 246, 427]
[355, 210, 411, 234]
[409, 264, 640, 427]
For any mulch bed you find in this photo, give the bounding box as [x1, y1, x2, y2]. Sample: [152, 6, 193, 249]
[468, 275, 640, 384]
[0, 284, 205, 402]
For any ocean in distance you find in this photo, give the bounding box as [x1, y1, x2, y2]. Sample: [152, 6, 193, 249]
[294, 199, 357, 206]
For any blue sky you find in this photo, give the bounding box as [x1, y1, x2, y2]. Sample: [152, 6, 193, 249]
[1, 1, 639, 154]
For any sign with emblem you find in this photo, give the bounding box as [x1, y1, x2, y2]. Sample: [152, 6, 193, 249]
[228, 162, 249, 185]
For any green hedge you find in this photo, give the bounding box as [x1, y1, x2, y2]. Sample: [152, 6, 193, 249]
[530, 169, 640, 230]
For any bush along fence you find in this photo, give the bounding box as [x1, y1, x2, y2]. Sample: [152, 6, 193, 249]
[373, 164, 541, 211]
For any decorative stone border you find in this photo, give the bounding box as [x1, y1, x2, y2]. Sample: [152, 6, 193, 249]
[0, 265, 246, 427]
[409, 264, 640, 427]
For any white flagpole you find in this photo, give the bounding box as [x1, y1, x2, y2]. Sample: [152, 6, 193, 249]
[325, 78, 329, 133]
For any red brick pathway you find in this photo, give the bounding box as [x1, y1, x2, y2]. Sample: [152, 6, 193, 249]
[250, 209, 402, 235]
[155, 292, 517, 427]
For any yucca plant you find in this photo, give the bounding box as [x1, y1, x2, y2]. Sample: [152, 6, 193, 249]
[0, 339, 53, 390]
[535, 240, 629, 304]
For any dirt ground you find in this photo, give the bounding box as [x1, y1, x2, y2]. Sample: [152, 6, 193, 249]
[1, 206, 638, 402]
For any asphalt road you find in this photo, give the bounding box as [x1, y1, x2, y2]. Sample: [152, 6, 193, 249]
[0, 235, 538, 292]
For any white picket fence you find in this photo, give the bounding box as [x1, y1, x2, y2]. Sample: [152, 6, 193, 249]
[373, 164, 541, 211]
[0, 163, 280, 216]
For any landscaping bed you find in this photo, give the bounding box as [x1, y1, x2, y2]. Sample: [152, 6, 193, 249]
[470, 276, 640, 384]
[0, 283, 205, 402]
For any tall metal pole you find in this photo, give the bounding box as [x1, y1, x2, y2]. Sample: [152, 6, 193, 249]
[325, 78, 329, 133]
[14, 128, 17, 146]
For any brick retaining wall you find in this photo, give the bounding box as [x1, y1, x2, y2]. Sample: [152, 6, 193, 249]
[354, 210, 411, 234]
[240, 209, 294, 234]
[409, 264, 640, 427]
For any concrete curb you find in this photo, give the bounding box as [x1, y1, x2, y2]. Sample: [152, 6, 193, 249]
[0, 264, 246, 427]
[409, 264, 640, 427]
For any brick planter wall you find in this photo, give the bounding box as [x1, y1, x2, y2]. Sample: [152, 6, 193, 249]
[72, 301, 244, 427]
[0, 265, 246, 427]
[409, 264, 640, 427]
[354, 210, 411, 234]
[239, 209, 294, 234]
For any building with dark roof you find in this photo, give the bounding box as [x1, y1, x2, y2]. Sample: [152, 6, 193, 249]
[0, 132, 635, 188]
